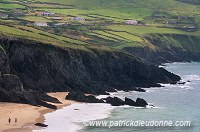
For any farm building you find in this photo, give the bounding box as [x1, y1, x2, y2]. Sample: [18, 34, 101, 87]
[34, 22, 48, 27]
[71, 17, 85, 21]
[42, 12, 55, 16]
[51, 17, 62, 20]
[125, 20, 138, 25]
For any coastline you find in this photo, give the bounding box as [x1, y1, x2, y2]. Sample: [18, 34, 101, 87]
[0, 92, 77, 132]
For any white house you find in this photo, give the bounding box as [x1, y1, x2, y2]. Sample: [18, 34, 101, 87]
[42, 12, 55, 16]
[71, 17, 85, 21]
[125, 20, 138, 25]
[51, 17, 62, 20]
[34, 22, 48, 27]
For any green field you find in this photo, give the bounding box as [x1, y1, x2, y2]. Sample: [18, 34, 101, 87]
[0, 3, 25, 9]
[0, 0, 200, 52]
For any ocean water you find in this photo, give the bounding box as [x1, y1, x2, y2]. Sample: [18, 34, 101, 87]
[34, 62, 200, 132]
[80, 62, 200, 132]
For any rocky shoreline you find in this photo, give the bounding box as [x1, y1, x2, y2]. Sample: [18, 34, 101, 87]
[0, 38, 181, 108]
[65, 90, 149, 107]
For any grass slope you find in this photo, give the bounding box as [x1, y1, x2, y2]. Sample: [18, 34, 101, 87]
[0, 0, 199, 53]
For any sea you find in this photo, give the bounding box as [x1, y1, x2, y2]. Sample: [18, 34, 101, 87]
[33, 62, 200, 132]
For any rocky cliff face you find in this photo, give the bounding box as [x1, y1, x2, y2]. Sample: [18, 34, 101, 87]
[0, 38, 180, 96]
[0, 38, 181, 107]
[124, 34, 200, 65]
[0, 39, 60, 109]
[124, 46, 192, 65]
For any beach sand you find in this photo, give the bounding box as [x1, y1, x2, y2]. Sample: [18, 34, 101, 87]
[0, 92, 76, 132]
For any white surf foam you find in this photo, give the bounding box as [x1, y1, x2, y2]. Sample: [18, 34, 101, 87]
[182, 75, 200, 81]
[33, 103, 115, 132]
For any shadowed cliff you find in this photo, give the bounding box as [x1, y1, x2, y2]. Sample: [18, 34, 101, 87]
[0, 38, 180, 107]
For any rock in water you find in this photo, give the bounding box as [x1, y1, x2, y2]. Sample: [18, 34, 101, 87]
[177, 82, 186, 85]
[65, 91, 103, 103]
[134, 88, 146, 92]
[124, 97, 137, 106]
[104, 97, 125, 106]
[135, 98, 148, 107]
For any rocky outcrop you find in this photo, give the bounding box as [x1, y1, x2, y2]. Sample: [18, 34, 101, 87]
[35, 123, 48, 127]
[104, 97, 125, 106]
[134, 88, 146, 92]
[65, 91, 104, 103]
[0, 38, 181, 107]
[0, 38, 180, 95]
[135, 98, 148, 107]
[103, 97, 148, 107]
[0, 73, 59, 109]
[125, 97, 137, 106]
[0, 43, 60, 109]
[124, 97, 148, 107]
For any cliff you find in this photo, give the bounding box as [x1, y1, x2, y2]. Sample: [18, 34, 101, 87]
[124, 34, 200, 65]
[0, 38, 180, 107]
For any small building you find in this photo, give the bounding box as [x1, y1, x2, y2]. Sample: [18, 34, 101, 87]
[71, 17, 85, 21]
[125, 20, 138, 25]
[42, 12, 55, 16]
[34, 22, 48, 27]
[51, 17, 62, 20]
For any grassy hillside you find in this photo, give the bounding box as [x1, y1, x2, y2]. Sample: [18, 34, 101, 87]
[0, 0, 200, 55]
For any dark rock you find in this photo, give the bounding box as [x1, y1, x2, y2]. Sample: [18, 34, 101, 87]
[124, 97, 137, 106]
[3, 39, 181, 95]
[134, 88, 146, 92]
[0, 38, 182, 108]
[150, 83, 162, 87]
[170, 81, 177, 85]
[0, 74, 59, 109]
[1, 74, 24, 92]
[35, 123, 48, 127]
[65, 91, 104, 103]
[177, 82, 186, 85]
[149, 104, 155, 108]
[104, 97, 125, 106]
[135, 98, 148, 107]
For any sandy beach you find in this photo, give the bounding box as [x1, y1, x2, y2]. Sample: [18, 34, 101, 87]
[0, 92, 76, 132]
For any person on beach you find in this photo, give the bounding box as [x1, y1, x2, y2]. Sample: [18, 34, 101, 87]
[8, 117, 11, 124]
[15, 118, 17, 124]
